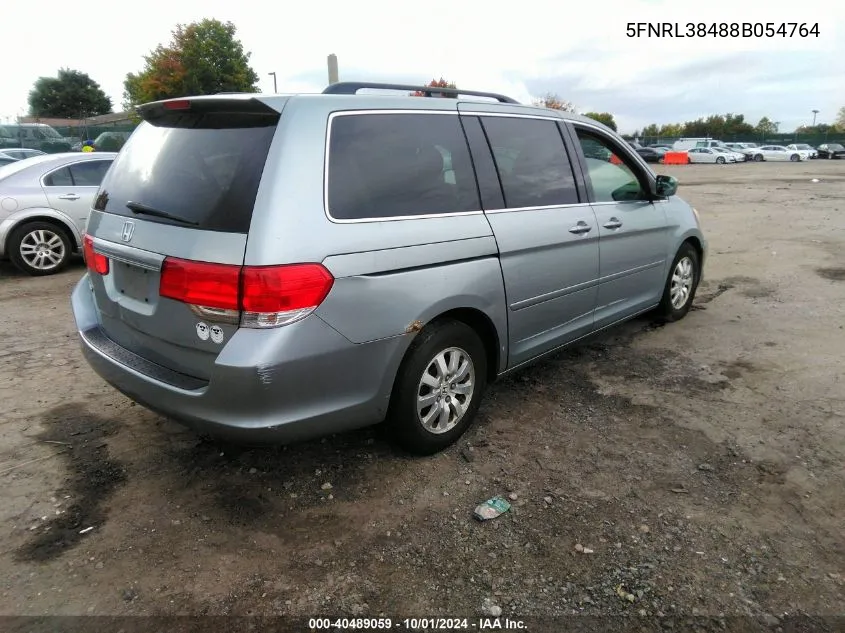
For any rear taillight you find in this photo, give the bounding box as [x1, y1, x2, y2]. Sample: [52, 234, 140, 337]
[159, 259, 334, 329]
[82, 235, 109, 275]
[160, 258, 240, 311]
[241, 264, 335, 328]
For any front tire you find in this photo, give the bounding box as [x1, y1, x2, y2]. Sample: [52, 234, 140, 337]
[8, 221, 72, 276]
[655, 242, 700, 323]
[716, 156, 726, 164]
[387, 319, 488, 455]
[790, 154, 799, 162]
[754, 154, 764, 162]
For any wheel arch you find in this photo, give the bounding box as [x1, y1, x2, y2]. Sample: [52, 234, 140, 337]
[427, 307, 502, 384]
[1, 208, 81, 258]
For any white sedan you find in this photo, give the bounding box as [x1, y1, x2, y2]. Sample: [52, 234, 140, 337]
[758, 145, 804, 162]
[713, 146, 747, 162]
[687, 147, 736, 164]
[786, 144, 817, 159]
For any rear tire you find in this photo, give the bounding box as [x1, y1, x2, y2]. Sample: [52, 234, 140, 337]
[654, 242, 700, 323]
[8, 221, 72, 276]
[790, 154, 799, 162]
[716, 156, 726, 164]
[387, 319, 487, 455]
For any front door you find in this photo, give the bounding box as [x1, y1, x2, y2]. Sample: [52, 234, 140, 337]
[570, 125, 670, 329]
[463, 114, 600, 367]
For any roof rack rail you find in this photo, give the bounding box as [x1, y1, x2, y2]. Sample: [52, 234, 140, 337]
[321, 81, 519, 104]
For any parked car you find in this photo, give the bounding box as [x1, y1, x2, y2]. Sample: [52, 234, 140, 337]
[0, 156, 17, 167]
[758, 145, 804, 162]
[673, 138, 724, 151]
[688, 147, 734, 164]
[0, 152, 117, 275]
[0, 124, 74, 153]
[712, 147, 746, 162]
[817, 143, 845, 159]
[0, 148, 47, 161]
[635, 146, 663, 163]
[71, 83, 707, 455]
[786, 144, 817, 159]
[723, 143, 764, 162]
[649, 145, 672, 151]
[92, 131, 134, 152]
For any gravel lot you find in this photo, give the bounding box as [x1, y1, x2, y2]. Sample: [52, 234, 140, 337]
[1, 161, 843, 630]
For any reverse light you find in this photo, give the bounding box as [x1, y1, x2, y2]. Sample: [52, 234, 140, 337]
[82, 235, 109, 275]
[159, 259, 334, 329]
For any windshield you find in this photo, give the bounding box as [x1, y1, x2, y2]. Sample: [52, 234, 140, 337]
[37, 126, 62, 139]
[794, 144, 812, 150]
[829, 144, 845, 150]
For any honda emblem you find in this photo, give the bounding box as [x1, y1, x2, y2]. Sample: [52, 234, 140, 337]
[121, 220, 135, 242]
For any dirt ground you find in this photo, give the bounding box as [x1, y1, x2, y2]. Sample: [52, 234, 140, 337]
[1, 160, 844, 630]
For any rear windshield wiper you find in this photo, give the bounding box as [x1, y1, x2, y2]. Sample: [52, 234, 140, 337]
[125, 201, 199, 226]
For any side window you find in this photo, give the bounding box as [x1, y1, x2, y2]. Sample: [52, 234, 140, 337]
[43, 166, 73, 187]
[480, 117, 578, 208]
[575, 129, 648, 203]
[327, 113, 480, 220]
[69, 160, 112, 186]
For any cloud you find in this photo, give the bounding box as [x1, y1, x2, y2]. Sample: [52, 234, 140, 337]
[2, 0, 842, 132]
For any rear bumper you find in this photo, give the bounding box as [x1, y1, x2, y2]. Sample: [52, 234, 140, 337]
[71, 276, 409, 444]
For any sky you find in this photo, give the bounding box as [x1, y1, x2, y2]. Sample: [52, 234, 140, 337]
[3, 0, 843, 133]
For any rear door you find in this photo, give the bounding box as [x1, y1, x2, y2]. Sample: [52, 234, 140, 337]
[42, 158, 113, 231]
[82, 97, 283, 381]
[459, 111, 599, 367]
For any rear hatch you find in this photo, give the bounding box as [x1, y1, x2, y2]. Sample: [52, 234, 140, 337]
[83, 95, 303, 382]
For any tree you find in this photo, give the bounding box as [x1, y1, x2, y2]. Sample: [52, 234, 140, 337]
[28, 69, 112, 119]
[755, 117, 778, 135]
[583, 112, 617, 131]
[123, 19, 259, 108]
[795, 123, 835, 135]
[412, 78, 457, 98]
[836, 107, 845, 131]
[533, 92, 576, 112]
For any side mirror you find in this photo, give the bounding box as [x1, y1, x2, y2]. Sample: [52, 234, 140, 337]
[654, 174, 678, 198]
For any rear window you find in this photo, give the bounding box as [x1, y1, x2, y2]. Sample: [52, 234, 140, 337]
[95, 115, 277, 233]
[327, 113, 480, 221]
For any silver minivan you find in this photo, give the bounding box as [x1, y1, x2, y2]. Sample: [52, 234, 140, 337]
[71, 82, 707, 454]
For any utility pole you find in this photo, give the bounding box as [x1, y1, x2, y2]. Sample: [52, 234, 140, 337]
[812, 109, 819, 126]
[327, 54, 339, 85]
[268, 72, 277, 93]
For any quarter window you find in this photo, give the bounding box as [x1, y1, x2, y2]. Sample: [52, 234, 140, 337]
[327, 113, 479, 220]
[43, 167, 73, 187]
[575, 129, 648, 203]
[480, 117, 578, 208]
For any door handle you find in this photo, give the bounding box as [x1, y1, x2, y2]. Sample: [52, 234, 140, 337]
[57, 194, 80, 200]
[603, 218, 623, 229]
[568, 221, 592, 235]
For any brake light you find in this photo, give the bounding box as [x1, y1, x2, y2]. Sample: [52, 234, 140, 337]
[163, 99, 191, 111]
[82, 235, 109, 275]
[159, 259, 334, 329]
